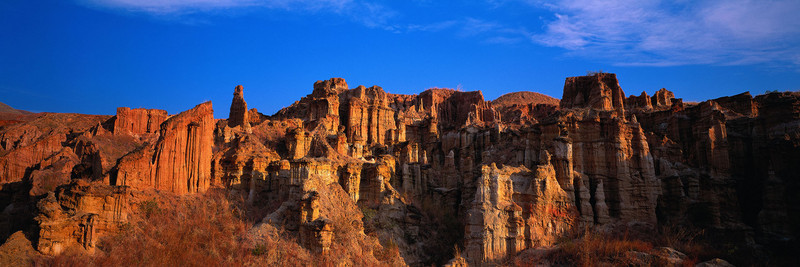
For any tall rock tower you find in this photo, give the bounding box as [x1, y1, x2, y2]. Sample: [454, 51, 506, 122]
[228, 85, 249, 127]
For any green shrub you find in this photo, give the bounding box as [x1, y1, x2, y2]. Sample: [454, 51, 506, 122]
[139, 198, 161, 218]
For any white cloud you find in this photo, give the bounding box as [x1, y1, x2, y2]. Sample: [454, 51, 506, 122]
[531, 0, 800, 66]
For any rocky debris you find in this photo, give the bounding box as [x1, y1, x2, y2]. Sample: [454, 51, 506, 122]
[228, 85, 249, 128]
[113, 107, 167, 136]
[651, 247, 688, 265]
[115, 102, 214, 195]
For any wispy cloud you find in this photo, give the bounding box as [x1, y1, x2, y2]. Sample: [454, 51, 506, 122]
[78, 0, 800, 67]
[79, 0, 354, 14]
[400, 17, 529, 45]
[529, 0, 800, 66]
[78, 0, 391, 27]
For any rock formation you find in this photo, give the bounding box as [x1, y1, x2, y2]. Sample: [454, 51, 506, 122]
[1, 74, 798, 266]
[228, 85, 249, 128]
[561, 73, 625, 116]
[464, 162, 576, 264]
[35, 181, 128, 255]
[115, 102, 214, 195]
[113, 107, 167, 136]
[652, 88, 675, 109]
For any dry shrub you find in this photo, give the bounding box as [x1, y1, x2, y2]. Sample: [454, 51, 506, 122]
[411, 194, 464, 265]
[40, 184, 403, 266]
[658, 225, 711, 260]
[548, 228, 654, 266]
[536, 224, 731, 266]
[93, 192, 250, 266]
[41, 191, 313, 266]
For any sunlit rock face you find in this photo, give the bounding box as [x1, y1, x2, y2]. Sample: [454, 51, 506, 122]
[1, 74, 798, 266]
[228, 85, 249, 128]
[115, 102, 214, 195]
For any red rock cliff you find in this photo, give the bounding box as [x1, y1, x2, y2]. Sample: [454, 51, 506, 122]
[116, 102, 214, 195]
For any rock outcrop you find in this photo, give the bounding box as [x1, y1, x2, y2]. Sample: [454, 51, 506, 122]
[651, 88, 675, 109]
[113, 107, 167, 136]
[228, 85, 249, 128]
[116, 102, 214, 195]
[1, 74, 798, 266]
[464, 162, 577, 264]
[561, 73, 625, 116]
[35, 181, 128, 255]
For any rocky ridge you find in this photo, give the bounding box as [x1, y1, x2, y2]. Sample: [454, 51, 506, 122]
[0, 74, 797, 266]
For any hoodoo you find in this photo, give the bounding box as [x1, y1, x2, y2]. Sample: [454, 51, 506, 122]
[1, 74, 798, 266]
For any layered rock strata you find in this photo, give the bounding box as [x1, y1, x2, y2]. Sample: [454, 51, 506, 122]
[113, 107, 167, 136]
[0, 74, 798, 266]
[115, 102, 214, 195]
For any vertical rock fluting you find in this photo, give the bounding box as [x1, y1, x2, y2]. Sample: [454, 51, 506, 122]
[561, 73, 626, 116]
[4, 74, 799, 264]
[341, 85, 397, 146]
[636, 90, 800, 243]
[116, 102, 214, 195]
[228, 85, 249, 128]
[113, 107, 167, 136]
[464, 163, 576, 265]
[150, 101, 214, 194]
[35, 182, 128, 256]
[548, 74, 661, 224]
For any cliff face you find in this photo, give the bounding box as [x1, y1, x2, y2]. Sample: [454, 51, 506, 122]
[113, 107, 167, 136]
[0, 74, 798, 266]
[116, 102, 214, 195]
[561, 73, 626, 116]
[632, 90, 800, 243]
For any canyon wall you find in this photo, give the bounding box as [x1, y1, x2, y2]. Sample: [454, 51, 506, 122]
[0, 74, 797, 266]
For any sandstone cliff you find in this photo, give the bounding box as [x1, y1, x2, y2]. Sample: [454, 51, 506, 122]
[0, 74, 798, 266]
[116, 102, 214, 195]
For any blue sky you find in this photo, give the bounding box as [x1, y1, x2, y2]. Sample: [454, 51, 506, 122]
[1, 0, 799, 118]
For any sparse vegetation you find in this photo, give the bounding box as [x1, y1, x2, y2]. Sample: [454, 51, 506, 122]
[547, 228, 655, 266]
[37, 191, 402, 266]
[507, 224, 730, 266]
[138, 198, 161, 218]
[412, 194, 464, 265]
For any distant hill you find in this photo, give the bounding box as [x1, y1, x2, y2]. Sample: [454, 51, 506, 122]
[0, 101, 35, 124]
[491, 91, 560, 108]
[0, 102, 23, 114]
